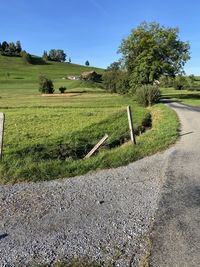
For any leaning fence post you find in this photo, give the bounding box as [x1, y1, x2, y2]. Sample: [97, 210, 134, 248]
[0, 113, 5, 161]
[85, 134, 108, 159]
[127, 106, 136, 145]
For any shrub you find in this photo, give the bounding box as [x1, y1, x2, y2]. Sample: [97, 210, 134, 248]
[174, 75, 188, 90]
[103, 70, 130, 94]
[136, 85, 161, 107]
[20, 50, 32, 64]
[103, 70, 118, 93]
[39, 75, 54, 94]
[59, 86, 66, 93]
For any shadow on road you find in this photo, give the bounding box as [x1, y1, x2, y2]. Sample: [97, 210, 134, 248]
[0, 233, 8, 241]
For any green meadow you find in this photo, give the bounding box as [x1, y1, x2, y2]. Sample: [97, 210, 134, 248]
[0, 55, 179, 183]
[161, 87, 200, 107]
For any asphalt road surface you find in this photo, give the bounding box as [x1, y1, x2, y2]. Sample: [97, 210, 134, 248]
[150, 102, 200, 267]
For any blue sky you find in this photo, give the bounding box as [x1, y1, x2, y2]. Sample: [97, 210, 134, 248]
[0, 0, 200, 74]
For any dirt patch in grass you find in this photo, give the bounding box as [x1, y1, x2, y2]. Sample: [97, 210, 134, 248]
[41, 93, 81, 97]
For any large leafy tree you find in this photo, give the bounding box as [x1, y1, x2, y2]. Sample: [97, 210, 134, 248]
[48, 49, 66, 62]
[119, 22, 190, 87]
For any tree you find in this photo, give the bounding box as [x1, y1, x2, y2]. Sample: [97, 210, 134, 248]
[1, 41, 9, 51]
[16, 41, 22, 54]
[48, 49, 66, 62]
[107, 61, 121, 71]
[103, 70, 129, 94]
[159, 75, 174, 87]
[85, 60, 90, 66]
[188, 74, 195, 83]
[42, 50, 48, 61]
[173, 75, 188, 90]
[8, 42, 16, 55]
[0, 40, 22, 56]
[69, 57, 71, 63]
[119, 22, 190, 89]
[39, 75, 54, 94]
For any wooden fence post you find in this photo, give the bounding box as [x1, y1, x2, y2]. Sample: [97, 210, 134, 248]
[85, 134, 108, 159]
[127, 106, 136, 145]
[0, 113, 5, 161]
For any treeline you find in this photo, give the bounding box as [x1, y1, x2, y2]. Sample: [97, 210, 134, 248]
[42, 49, 66, 62]
[0, 41, 68, 64]
[0, 40, 33, 63]
[0, 40, 22, 56]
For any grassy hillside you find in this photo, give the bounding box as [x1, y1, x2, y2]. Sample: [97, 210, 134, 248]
[0, 55, 104, 80]
[0, 55, 104, 106]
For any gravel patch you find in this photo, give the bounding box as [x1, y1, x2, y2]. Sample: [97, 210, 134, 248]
[0, 147, 173, 266]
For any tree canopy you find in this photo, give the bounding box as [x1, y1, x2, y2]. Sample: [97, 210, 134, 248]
[119, 22, 190, 87]
[48, 49, 66, 62]
[85, 60, 90, 66]
[107, 61, 121, 71]
[0, 40, 22, 56]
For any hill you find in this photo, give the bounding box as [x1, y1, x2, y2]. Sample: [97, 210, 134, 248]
[0, 55, 104, 81]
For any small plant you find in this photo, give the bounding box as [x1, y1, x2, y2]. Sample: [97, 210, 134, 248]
[59, 86, 66, 93]
[34, 258, 102, 267]
[39, 75, 54, 94]
[136, 85, 161, 107]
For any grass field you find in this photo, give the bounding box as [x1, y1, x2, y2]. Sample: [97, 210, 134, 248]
[161, 78, 200, 107]
[0, 55, 104, 80]
[0, 55, 179, 184]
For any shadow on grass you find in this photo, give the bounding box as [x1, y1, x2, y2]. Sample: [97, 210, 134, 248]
[162, 93, 200, 100]
[31, 57, 50, 65]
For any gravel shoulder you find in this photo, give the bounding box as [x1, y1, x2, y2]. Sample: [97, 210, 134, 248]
[0, 102, 199, 266]
[0, 147, 173, 266]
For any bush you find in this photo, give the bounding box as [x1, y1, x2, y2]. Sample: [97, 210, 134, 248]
[59, 86, 66, 93]
[174, 75, 188, 90]
[103, 70, 130, 94]
[20, 50, 32, 64]
[136, 85, 161, 107]
[39, 75, 54, 94]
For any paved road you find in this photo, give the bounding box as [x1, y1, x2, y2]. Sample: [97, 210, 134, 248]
[0, 102, 199, 266]
[150, 102, 200, 267]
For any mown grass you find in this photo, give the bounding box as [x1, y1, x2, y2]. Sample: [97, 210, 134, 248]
[0, 103, 178, 184]
[0, 95, 149, 183]
[161, 87, 200, 107]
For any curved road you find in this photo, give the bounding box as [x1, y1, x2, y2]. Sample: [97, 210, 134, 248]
[150, 102, 200, 267]
[0, 102, 199, 266]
